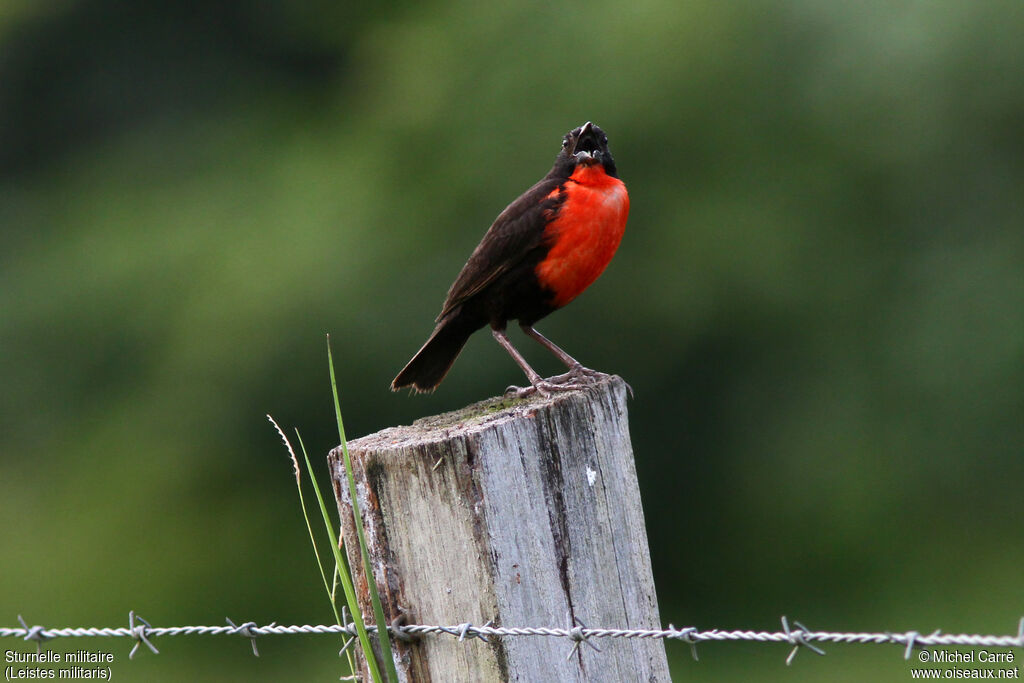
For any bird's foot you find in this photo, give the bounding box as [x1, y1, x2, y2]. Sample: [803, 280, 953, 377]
[549, 364, 605, 385]
[549, 365, 634, 398]
[505, 366, 635, 399]
[505, 379, 587, 399]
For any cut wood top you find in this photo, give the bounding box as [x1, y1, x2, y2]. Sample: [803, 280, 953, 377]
[349, 374, 630, 451]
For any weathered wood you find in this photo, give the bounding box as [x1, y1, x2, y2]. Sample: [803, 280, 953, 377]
[329, 375, 669, 682]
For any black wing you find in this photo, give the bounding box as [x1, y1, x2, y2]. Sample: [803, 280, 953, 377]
[436, 175, 565, 321]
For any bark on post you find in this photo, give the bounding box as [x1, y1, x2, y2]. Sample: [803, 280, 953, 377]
[329, 375, 669, 682]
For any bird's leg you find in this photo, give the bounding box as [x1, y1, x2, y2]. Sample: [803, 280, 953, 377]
[491, 328, 579, 398]
[520, 324, 634, 396]
[519, 324, 604, 382]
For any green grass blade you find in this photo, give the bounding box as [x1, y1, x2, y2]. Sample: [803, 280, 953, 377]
[266, 416, 341, 626]
[296, 428, 386, 683]
[268, 416, 359, 680]
[294, 430, 361, 678]
[328, 336, 400, 683]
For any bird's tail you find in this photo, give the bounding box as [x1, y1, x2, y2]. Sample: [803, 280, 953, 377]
[391, 315, 479, 392]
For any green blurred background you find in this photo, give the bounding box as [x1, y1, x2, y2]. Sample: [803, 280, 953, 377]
[2, 1, 1022, 680]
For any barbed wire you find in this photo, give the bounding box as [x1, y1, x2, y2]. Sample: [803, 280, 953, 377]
[3, 612, 1023, 665]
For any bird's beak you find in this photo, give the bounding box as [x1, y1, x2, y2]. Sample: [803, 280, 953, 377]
[567, 122, 594, 157]
[570, 121, 600, 163]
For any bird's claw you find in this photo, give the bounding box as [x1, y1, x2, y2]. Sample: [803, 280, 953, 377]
[505, 380, 585, 399]
[505, 366, 634, 399]
[553, 367, 635, 398]
[549, 364, 605, 385]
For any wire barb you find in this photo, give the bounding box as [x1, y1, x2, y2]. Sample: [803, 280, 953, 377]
[565, 615, 601, 661]
[338, 635, 357, 657]
[473, 620, 495, 644]
[17, 616, 50, 655]
[226, 618, 262, 657]
[668, 624, 700, 661]
[449, 620, 493, 643]
[128, 611, 159, 659]
[902, 631, 921, 660]
[333, 606, 357, 658]
[781, 616, 826, 665]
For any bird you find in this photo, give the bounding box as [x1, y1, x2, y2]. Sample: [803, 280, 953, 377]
[391, 121, 629, 397]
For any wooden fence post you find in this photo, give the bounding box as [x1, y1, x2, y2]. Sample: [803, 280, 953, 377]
[329, 375, 669, 682]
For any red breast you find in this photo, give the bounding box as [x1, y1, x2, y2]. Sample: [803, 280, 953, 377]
[535, 164, 629, 308]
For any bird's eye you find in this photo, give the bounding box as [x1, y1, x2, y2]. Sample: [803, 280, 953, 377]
[602, 135, 608, 144]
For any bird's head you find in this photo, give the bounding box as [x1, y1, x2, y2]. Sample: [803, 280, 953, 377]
[556, 122, 618, 178]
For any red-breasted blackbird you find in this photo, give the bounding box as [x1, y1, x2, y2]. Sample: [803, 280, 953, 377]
[392, 122, 629, 397]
